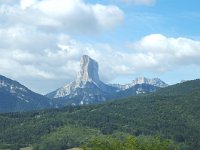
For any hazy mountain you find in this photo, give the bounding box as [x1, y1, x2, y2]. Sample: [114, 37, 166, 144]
[47, 55, 167, 106]
[110, 77, 168, 90]
[111, 83, 160, 99]
[0, 75, 52, 113]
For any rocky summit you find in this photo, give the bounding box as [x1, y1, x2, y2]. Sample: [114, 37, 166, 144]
[46, 55, 118, 106]
[47, 55, 168, 106]
[77, 55, 100, 83]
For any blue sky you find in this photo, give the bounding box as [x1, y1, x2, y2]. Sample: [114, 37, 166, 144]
[0, 0, 200, 94]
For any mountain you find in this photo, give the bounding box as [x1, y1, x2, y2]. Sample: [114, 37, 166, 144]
[47, 55, 167, 106]
[110, 77, 168, 90]
[111, 83, 160, 99]
[46, 55, 118, 106]
[1, 79, 200, 149]
[0, 75, 52, 113]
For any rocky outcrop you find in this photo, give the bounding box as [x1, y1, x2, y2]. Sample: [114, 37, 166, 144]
[110, 77, 168, 90]
[46, 55, 118, 105]
[131, 77, 168, 88]
[76, 55, 100, 83]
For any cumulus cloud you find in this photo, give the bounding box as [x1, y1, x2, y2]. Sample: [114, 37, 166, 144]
[130, 34, 200, 71]
[0, 26, 57, 51]
[119, 0, 155, 5]
[0, 0, 124, 34]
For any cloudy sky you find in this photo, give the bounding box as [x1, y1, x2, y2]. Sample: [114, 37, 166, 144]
[0, 0, 200, 94]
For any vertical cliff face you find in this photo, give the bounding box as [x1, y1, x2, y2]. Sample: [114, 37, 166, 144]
[76, 55, 100, 84]
[47, 55, 115, 104]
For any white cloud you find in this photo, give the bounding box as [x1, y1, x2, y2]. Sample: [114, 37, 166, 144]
[131, 34, 200, 70]
[0, 26, 58, 51]
[20, 0, 37, 9]
[92, 4, 123, 30]
[0, 0, 124, 34]
[119, 0, 155, 5]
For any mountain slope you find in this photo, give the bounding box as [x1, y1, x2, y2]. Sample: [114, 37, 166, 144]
[0, 79, 200, 149]
[0, 75, 52, 113]
[156, 79, 200, 96]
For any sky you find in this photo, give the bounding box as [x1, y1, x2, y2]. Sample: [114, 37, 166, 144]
[0, 0, 200, 94]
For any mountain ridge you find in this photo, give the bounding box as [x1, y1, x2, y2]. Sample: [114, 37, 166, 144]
[110, 76, 168, 91]
[0, 75, 53, 113]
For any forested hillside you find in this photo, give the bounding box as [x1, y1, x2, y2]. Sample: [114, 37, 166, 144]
[0, 80, 200, 150]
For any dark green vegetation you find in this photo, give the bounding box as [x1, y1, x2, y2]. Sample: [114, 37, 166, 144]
[0, 79, 200, 150]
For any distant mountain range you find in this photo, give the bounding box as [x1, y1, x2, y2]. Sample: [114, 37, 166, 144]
[46, 55, 168, 106]
[110, 77, 167, 90]
[0, 55, 168, 112]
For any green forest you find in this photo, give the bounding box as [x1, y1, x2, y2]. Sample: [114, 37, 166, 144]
[0, 80, 200, 150]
